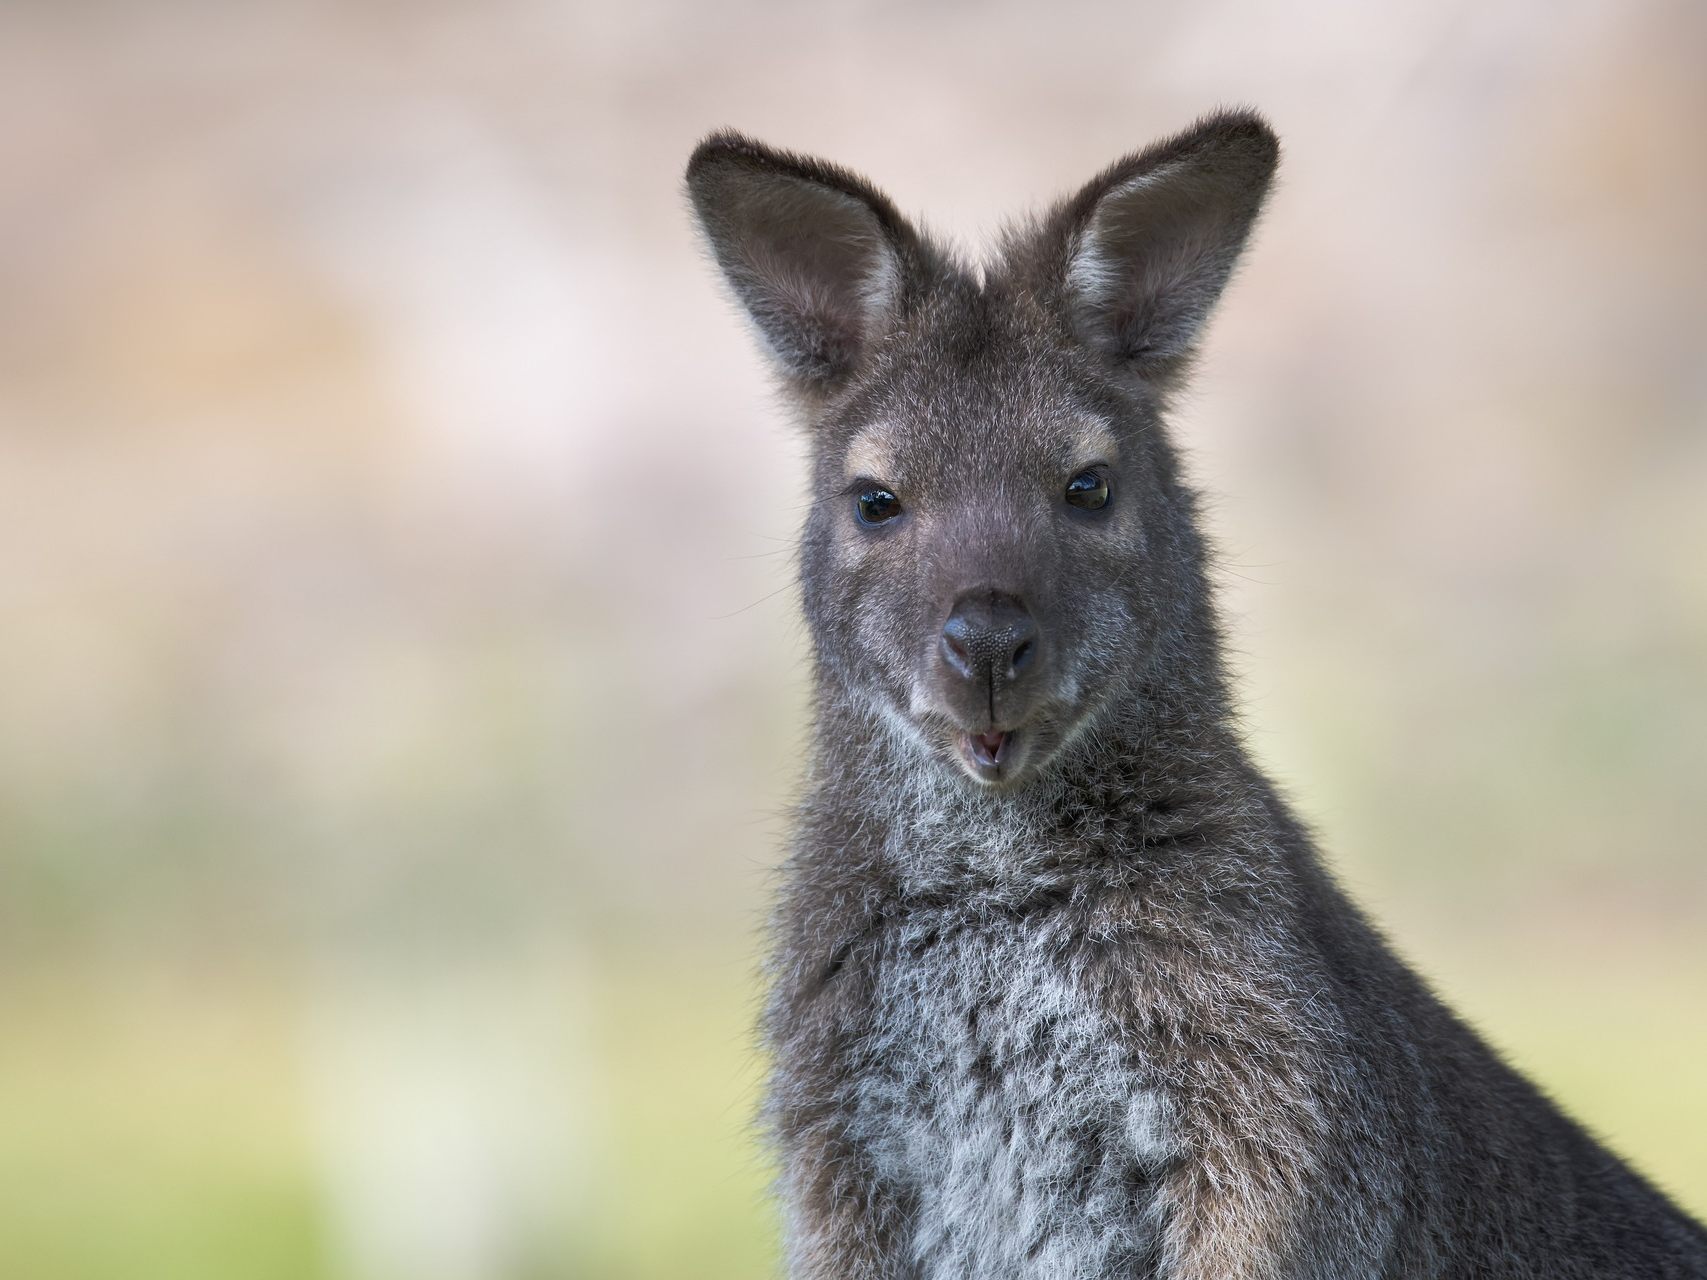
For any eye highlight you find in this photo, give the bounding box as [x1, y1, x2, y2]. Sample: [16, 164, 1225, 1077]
[855, 486, 903, 526]
[1065, 469, 1110, 511]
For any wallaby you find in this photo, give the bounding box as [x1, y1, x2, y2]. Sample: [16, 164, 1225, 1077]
[686, 110, 1707, 1279]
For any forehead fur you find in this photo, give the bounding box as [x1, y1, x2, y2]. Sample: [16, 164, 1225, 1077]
[823, 272, 1138, 487]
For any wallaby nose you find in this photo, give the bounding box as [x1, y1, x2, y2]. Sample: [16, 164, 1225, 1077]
[939, 590, 1038, 689]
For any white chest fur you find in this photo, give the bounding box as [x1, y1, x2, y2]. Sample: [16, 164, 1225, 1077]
[849, 907, 1174, 1279]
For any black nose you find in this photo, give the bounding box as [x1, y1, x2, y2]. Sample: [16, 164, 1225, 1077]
[939, 590, 1038, 688]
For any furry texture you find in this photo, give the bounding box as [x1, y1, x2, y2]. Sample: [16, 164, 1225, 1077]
[687, 111, 1707, 1279]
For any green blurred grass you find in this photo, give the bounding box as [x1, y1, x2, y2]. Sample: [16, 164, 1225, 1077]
[0, 953, 781, 1280]
[576, 949, 779, 1280]
[0, 969, 328, 1280]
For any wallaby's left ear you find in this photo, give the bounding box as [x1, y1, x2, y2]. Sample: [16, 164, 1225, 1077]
[1060, 110, 1279, 384]
[686, 132, 934, 394]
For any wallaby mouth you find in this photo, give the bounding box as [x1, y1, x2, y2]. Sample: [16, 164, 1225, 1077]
[958, 729, 1015, 781]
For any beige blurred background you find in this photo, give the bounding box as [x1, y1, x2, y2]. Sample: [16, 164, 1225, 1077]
[1, 1, 1704, 1276]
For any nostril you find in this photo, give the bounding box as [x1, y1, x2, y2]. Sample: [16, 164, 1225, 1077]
[1011, 637, 1035, 674]
[939, 627, 974, 678]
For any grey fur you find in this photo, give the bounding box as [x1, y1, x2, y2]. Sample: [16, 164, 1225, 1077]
[686, 111, 1707, 1279]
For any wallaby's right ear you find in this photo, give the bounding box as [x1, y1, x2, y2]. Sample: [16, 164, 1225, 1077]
[1057, 111, 1279, 388]
[686, 132, 930, 392]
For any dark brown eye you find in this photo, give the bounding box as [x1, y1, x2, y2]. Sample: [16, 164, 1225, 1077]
[1065, 470, 1110, 511]
[856, 487, 903, 526]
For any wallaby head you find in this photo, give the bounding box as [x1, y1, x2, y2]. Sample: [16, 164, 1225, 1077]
[688, 112, 1277, 790]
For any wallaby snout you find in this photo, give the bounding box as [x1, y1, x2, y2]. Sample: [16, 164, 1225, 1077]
[937, 588, 1040, 713]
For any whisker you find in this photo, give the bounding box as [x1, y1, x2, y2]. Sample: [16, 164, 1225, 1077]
[708, 582, 796, 620]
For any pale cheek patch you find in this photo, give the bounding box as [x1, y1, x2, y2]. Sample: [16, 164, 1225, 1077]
[1067, 417, 1120, 471]
[831, 425, 904, 580]
[844, 426, 900, 486]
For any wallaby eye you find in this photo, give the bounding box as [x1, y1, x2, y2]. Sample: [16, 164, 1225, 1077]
[856, 486, 903, 526]
[1065, 469, 1110, 511]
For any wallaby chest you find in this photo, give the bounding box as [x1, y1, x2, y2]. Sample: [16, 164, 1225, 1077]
[848, 902, 1172, 1279]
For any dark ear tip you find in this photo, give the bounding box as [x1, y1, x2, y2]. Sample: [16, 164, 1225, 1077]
[685, 129, 766, 187]
[683, 132, 921, 256]
[1194, 108, 1281, 176]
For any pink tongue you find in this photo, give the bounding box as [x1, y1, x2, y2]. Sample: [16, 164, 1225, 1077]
[977, 732, 1005, 756]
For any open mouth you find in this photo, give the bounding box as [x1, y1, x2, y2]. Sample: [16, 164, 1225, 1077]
[956, 728, 1015, 780]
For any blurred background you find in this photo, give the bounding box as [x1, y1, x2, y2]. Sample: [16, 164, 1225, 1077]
[1, 0, 1704, 1276]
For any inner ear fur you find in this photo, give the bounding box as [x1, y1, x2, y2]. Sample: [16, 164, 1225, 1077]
[1054, 110, 1279, 384]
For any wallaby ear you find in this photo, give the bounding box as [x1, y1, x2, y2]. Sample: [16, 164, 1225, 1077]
[687, 132, 930, 391]
[1060, 111, 1279, 384]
